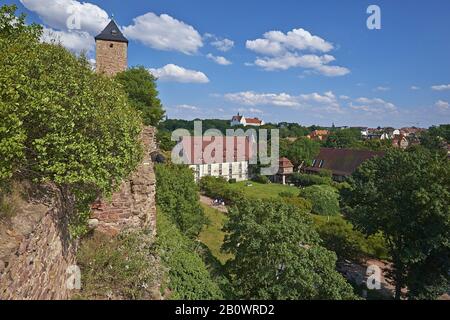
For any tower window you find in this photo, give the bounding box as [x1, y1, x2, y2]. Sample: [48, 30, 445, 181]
[109, 43, 114, 48]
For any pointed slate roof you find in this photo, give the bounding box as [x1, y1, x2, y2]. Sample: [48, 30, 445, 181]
[95, 20, 128, 44]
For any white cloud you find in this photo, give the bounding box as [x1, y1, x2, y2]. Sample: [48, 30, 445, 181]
[254, 53, 334, 71]
[225, 91, 301, 107]
[206, 53, 232, 65]
[41, 27, 95, 53]
[246, 28, 348, 76]
[435, 100, 449, 111]
[411, 86, 420, 90]
[373, 86, 390, 92]
[20, 0, 109, 35]
[237, 107, 264, 114]
[223, 91, 342, 112]
[148, 64, 209, 83]
[431, 84, 450, 91]
[315, 65, 350, 77]
[246, 28, 333, 55]
[211, 38, 234, 52]
[350, 97, 397, 113]
[176, 104, 199, 110]
[123, 12, 203, 55]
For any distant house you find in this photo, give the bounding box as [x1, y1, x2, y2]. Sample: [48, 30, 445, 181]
[272, 157, 294, 185]
[392, 134, 409, 149]
[179, 136, 253, 182]
[351, 127, 369, 138]
[307, 130, 329, 141]
[304, 148, 385, 181]
[230, 113, 264, 127]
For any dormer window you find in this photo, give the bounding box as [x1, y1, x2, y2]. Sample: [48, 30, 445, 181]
[312, 159, 317, 167]
[319, 160, 324, 168]
[112, 29, 118, 35]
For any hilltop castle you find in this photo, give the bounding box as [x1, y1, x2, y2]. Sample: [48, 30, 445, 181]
[95, 20, 128, 76]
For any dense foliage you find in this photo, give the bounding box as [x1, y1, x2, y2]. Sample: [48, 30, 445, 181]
[155, 163, 206, 238]
[76, 231, 160, 300]
[115, 66, 165, 126]
[324, 128, 362, 148]
[342, 148, 450, 299]
[420, 124, 450, 155]
[280, 137, 320, 167]
[222, 198, 357, 299]
[312, 215, 389, 261]
[290, 172, 332, 187]
[157, 209, 224, 299]
[300, 185, 340, 216]
[199, 176, 243, 204]
[0, 5, 143, 236]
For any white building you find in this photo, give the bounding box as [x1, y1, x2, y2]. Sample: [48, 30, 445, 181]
[179, 136, 252, 182]
[231, 113, 264, 127]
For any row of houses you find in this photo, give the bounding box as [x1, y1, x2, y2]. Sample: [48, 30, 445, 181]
[178, 136, 384, 183]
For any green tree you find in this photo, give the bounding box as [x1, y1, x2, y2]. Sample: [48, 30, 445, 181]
[280, 137, 320, 167]
[420, 124, 450, 155]
[324, 128, 362, 148]
[342, 148, 450, 299]
[300, 185, 340, 216]
[222, 199, 356, 299]
[0, 5, 143, 236]
[155, 163, 206, 237]
[157, 210, 224, 299]
[115, 66, 165, 126]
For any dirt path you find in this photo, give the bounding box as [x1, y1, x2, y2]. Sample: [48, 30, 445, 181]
[199, 195, 228, 213]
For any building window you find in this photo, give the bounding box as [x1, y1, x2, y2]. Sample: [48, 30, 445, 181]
[207, 164, 212, 175]
[219, 164, 222, 175]
[319, 160, 324, 168]
[312, 159, 317, 167]
[109, 43, 114, 48]
[239, 163, 243, 178]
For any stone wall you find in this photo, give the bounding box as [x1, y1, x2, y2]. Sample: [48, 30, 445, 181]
[91, 126, 157, 236]
[95, 39, 127, 76]
[0, 186, 77, 300]
[0, 126, 158, 300]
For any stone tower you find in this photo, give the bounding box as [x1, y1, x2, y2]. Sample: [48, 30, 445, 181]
[95, 20, 128, 76]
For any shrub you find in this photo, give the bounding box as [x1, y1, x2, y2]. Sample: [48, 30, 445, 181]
[157, 209, 224, 300]
[313, 215, 390, 261]
[313, 215, 366, 261]
[199, 176, 243, 204]
[317, 169, 333, 178]
[155, 164, 206, 238]
[228, 178, 237, 184]
[252, 174, 270, 184]
[300, 185, 340, 216]
[290, 173, 331, 187]
[76, 231, 161, 300]
[0, 5, 143, 237]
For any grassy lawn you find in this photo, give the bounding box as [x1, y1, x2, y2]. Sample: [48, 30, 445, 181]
[227, 181, 299, 200]
[198, 204, 233, 264]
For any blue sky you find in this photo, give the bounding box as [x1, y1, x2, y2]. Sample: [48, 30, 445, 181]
[8, 0, 450, 127]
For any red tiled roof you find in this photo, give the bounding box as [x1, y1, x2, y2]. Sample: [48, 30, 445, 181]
[180, 136, 253, 164]
[245, 117, 262, 124]
[305, 148, 384, 177]
[279, 157, 294, 168]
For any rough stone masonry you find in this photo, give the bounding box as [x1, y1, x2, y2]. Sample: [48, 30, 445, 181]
[0, 126, 158, 299]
